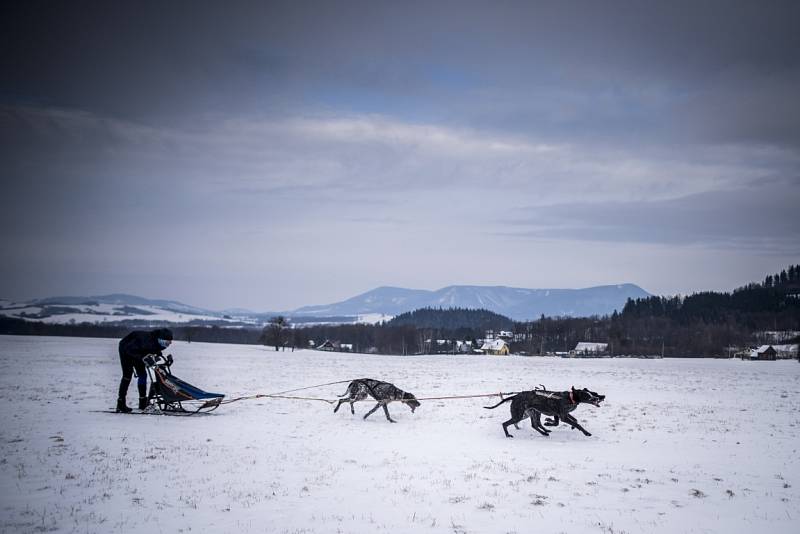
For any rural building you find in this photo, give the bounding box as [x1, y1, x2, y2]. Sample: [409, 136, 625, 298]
[480, 339, 510, 355]
[571, 342, 609, 356]
[455, 340, 473, 353]
[484, 330, 513, 340]
[749, 345, 777, 360]
[773, 344, 798, 359]
[316, 340, 340, 351]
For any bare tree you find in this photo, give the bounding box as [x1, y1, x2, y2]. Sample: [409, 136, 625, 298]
[261, 316, 289, 351]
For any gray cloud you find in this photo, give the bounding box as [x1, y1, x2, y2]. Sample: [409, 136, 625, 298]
[4, 2, 799, 144]
[1, 1, 798, 308]
[503, 183, 800, 252]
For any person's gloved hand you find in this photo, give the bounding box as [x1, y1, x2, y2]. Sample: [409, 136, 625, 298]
[166, 354, 173, 365]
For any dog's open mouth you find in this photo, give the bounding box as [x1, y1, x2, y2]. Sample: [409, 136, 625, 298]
[589, 396, 605, 407]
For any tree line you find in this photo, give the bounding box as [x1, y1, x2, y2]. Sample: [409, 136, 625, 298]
[257, 308, 512, 355]
[0, 317, 263, 345]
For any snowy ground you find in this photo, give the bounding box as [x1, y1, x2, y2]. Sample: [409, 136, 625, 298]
[1, 335, 798, 534]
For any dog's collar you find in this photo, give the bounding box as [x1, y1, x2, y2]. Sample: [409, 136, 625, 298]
[569, 391, 576, 404]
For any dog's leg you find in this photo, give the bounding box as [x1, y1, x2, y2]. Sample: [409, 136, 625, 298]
[523, 409, 535, 431]
[502, 417, 524, 438]
[510, 402, 527, 431]
[381, 403, 396, 423]
[333, 399, 345, 413]
[350, 390, 368, 415]
[363, 402, 382, 420]
[544, 415, 559, 427]
[562, 413, 592, 436]
[530, 411, 550, 436]
[535, 411, 551, 435]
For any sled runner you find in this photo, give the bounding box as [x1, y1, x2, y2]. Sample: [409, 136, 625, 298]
[143, 354, 224, 414]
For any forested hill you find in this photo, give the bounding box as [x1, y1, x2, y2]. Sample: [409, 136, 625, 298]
[387, 307, 514, 331]
[591, 264, 800, 356]
[621, 264, 800, 323]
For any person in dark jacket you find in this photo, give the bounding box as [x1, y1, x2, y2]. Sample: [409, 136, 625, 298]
[116, 328, 173, 412]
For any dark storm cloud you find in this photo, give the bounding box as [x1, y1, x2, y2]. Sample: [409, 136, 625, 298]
[3, 1, 799, 145]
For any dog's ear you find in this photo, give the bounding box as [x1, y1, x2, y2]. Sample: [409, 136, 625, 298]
[571, 386, 575, 392]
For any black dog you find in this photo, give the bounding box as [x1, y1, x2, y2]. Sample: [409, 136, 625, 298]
[334, 378, 420, 423]
[484, 387, 605, 438]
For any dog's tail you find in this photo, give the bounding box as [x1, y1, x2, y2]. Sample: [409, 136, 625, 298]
[337, 380, 356, 397]
[483, 395, 516, 410]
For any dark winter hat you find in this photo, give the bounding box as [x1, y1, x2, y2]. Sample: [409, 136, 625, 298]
[153, 328, 173, 341]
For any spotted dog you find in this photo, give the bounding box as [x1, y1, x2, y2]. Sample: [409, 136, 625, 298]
[333, 378, 420, 423]
[484, 387, 605, 438]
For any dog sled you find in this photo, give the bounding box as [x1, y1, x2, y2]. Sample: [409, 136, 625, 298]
[143, 354, 225, 414]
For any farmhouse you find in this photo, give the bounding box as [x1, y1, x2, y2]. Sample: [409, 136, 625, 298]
[480, 339, 510, 355]
[749, 345, 777, 360]
[571, 342, 609, 356]
[456, 340, 473, 352]
[316, 340, 340, 352]
[773, 344, 798, 359]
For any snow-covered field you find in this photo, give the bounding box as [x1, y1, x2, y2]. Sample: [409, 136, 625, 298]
[1, 335, 798, 534]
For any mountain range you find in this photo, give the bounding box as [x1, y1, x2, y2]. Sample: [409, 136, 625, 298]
[292, 284, 650, 321]
[0, 284, 650, 325]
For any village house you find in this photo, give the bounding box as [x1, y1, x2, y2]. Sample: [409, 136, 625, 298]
[570, 342, 609, 357]
[773, 344, 799, 359]
[316, 340, 340, 352]
[480, 338, 510, 355]
[455, 340, 473, 353]
[749, 345, 777, 360]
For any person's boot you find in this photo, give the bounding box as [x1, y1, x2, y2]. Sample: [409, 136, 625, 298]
[138, 382, 149, 410]
[117, 377, 132, 413]
[116, 398, 132, 413]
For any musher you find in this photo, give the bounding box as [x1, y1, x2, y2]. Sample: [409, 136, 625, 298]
[116, 328, 173, 412]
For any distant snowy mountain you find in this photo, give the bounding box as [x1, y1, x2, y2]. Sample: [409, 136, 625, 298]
[0, 294, 258, 326]
[292, 284, 651, 321]
[1, 283, 651, 326]
[292, 287, 434, 317]
[0, 293, 383, 327]
[35, 294, 212, 315]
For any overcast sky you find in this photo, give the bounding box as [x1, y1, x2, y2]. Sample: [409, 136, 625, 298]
[1, 1, 798, 311]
